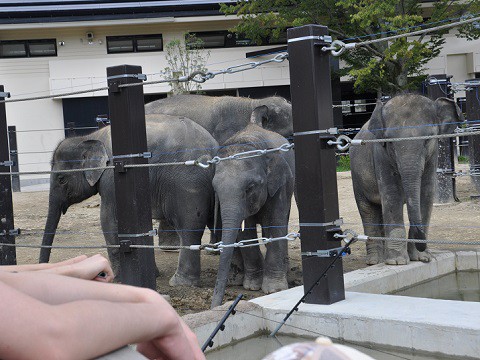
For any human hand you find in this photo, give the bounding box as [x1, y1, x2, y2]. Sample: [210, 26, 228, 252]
[136, 315, 205, 360]
[42, 254, 114, 282]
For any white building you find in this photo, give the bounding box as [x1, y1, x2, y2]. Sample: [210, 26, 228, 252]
[1, 0, 479, 189]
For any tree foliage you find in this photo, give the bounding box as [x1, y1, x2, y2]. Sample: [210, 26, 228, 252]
[163, 34, 210, 95]
[221, 0, 480, 95]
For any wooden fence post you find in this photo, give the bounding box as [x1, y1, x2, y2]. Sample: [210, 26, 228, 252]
[107, 65, 156, 289]
[426, 74, 458, 203]
[0, 86, 16, 265]
[287, 25, 345, 304]
[8, 126, 20, 192]
[465, 79, 480, 196]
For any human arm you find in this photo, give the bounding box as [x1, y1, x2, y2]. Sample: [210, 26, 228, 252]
[0, 272, 205, 360]
[0, 254, 114, 282]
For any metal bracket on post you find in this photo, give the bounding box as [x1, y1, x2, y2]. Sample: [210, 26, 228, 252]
[120, 240, 132, 253]
[114, 161, 126, 173]
[0, 160, 14, 167]
[302, 246, 351, 258]
[0, 92, 10, 98]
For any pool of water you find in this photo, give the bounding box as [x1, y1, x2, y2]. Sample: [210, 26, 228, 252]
[392, 270, 480, 302]
[205, 335, 460, 360]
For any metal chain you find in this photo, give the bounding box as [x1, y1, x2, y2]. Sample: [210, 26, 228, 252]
[324, 15, 480, 56]
[205, 232, 300, 253]
[328, 130, 480, 151]
[352, 234, 480, 246]
[0, 142, 294, 176]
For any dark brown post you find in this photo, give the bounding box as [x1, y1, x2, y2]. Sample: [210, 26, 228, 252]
[8, 126, 20, 192]
[0, 87, 16, 265]
[287, 25, 345, 304]
[426, 74, 457, 203]
[465, 79, 480, 196]
[107, 65, 156, 289]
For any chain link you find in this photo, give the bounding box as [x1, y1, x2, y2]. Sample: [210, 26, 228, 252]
[205, 232, 300, 253]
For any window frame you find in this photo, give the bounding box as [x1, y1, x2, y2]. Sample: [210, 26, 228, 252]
[0, 38, 57, 58]
[106, 34, 163, 54]
[188, 29, 288, 49]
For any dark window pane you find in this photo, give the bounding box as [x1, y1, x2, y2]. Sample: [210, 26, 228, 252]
[136, 36, 162, 52]
[29, 41, 56, 56]
[107, 39, 134, 53]
[0, 42, 26, 57]
[196, 34, 225, 48]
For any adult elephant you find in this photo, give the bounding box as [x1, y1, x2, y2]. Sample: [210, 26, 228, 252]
[210, 106, 295, 308]
[350, 94, 462, 265]
[144, 94, 293, 145]
[39, 114, 218, 286]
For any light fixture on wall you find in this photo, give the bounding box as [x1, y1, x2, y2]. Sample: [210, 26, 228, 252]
[58, 41, 65, 46]
[86, 32, 94, 44]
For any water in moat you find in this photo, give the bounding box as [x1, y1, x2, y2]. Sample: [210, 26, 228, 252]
[205, 334, 460, 359]
[392, 270, 480, 302]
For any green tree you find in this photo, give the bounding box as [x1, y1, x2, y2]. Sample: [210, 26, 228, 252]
[163, 33, 210, 95]
[221, 0, 480, 95]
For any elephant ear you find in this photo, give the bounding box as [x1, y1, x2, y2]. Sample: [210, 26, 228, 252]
[435, 97, 464, 134]
[266, 153, 293, 197]
[250, 105, 269, 127]
[79, 140, 109, 186]
[367, 100, 385, 138]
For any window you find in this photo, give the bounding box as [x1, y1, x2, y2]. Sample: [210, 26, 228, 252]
[0, 39, 57, 58]
[188, 30, 287, 49]
[107, 34, 163, 54]
[354, 99, 367, 113]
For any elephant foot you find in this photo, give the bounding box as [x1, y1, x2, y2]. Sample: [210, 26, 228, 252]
[408, 245, 432, 263]
[228, 271, 244, 286]
[169, 272, 200, 287]
[366, 252, 383, 265]
[385, 253, 409, 265]
[262, 274, 288, 294]
[243, 270, 263, 291]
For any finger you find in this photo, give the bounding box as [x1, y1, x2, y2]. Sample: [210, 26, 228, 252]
[179, 319, 205, 360]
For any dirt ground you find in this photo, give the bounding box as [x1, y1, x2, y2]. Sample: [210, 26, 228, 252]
[11, 165, 480, 315]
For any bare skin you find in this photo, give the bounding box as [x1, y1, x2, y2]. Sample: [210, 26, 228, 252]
[0, 255, 205, 360]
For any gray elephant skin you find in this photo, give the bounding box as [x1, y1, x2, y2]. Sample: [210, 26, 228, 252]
[40, 114, 218, 286]
[210, 106, 295, 308]
[350, 94, 462, 265]
[144, 94, 293, 145]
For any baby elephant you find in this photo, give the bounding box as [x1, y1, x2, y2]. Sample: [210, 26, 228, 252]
[350, 94, 462, 265]
[210, 106, 295, 308]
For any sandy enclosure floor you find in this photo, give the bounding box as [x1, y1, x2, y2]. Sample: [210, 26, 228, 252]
[10, 165, 480, 315]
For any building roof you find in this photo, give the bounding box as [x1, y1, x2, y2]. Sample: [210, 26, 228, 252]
[0, 1, 236, 24]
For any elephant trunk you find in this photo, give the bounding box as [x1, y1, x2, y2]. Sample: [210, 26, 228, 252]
[400, 159, 426, 252]
[39, 192, 64, 263]
[210, 202, 243, 308]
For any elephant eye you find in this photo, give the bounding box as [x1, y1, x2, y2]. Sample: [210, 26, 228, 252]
[58, 175, 67, 185]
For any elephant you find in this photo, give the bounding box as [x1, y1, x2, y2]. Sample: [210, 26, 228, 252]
[39, 114, 218, 286]
[350, 94, 462, 265]
[144, 94, 293, 145]
[210, 105, 295, 308]
[145, 94, 293, 245]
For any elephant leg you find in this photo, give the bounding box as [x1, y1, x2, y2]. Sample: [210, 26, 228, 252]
[382, 204, 408, 265]
[169, 228, 202, 287]
[356, 198, 385, 265]
[260, 203, 290, 294]
[237, 219, 264, 290]
[409, 160, 435, 263]
[158, 219, 180, 250]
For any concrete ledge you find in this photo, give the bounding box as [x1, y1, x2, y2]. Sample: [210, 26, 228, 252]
[189, 251, 480, 358]
[251, 290, 480, 358]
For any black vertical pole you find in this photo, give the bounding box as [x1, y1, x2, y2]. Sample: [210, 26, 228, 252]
[465, 79, 480, 196]
[0, 87, 16, 265]
[287, 25, 345, 304]
[107, 65, 156, 289]
[426, 74, 457, 203]
[8, 126, 20, 192]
